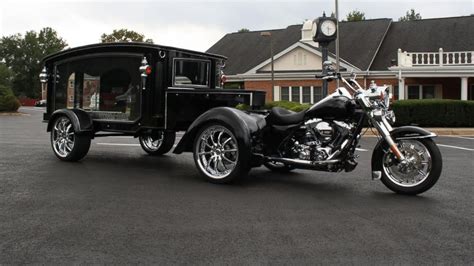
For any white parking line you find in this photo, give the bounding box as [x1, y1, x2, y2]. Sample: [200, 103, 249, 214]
[20, 107, 44, 112]
[356, 148, 369, 152]
[445, 136, 474, 140]
[437, 144, 474, 151]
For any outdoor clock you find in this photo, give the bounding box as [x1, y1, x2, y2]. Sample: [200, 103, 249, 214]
[312, 15, 337, 44]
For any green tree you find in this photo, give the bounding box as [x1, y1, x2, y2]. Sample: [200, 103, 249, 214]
[399, 9, 422, 21]
[237, 28, 250, 33]
[0, 27, 68, 98]
[346, 10, 366, 22]
[101, 29, 153, 43]
[0, 63, 13, 87]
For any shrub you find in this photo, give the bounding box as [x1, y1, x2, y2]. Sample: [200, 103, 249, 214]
[392, 100, 474, 127]
[0, 85, 21, 112]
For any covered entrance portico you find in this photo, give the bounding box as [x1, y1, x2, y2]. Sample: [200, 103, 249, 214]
[391, 49, 474, 100]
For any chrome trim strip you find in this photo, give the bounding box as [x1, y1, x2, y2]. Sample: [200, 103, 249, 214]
[395, 133, 437, 140]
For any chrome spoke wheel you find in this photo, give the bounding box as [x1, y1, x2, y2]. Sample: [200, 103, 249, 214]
[383, 140, 432, 188]
[52, 117, 75, 158]
[141, 132, 164, 152]
[196, 125, 239, 179]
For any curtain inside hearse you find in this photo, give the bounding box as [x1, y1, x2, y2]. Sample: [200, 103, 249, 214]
[53, 55, 142, 121]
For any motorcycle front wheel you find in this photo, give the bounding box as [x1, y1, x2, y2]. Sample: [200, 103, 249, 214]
[380, 138, 442, 195]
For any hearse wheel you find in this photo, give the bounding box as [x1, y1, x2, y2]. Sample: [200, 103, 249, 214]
[51, 116, 91, 161]
[139, 131, 176, 155]
[193, 123, 249, 184]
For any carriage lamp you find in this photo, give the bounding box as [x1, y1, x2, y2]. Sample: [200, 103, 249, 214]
[139, 57, 151, 90]
[39, 67, 48, 84]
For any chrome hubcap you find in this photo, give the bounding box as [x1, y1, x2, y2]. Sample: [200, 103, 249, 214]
[141, 132, 164, 151]
[52, 117, 75, 157]
[196, 126, 238, 179]
[383, 140, 432, 187]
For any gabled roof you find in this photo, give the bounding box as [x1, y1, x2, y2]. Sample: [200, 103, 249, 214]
[207, 19, 392, 74]
[207, 25, 302, 75]
[244, 42, 359, 74]
[370, 16, 474, 70]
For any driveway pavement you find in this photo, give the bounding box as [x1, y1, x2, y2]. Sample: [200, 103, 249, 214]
[1, 107, 473, 264]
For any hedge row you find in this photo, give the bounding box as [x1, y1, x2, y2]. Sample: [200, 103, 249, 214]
[0, 85, 21, 112]
[237, 100, 473, 127]
[392, 100, 474, 127]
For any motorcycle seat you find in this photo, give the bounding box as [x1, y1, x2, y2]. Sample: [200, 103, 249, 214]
[266, 107, 306, 125]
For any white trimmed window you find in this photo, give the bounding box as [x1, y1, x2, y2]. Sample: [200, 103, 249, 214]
[277, 86, 323, 104]
[407, 85, 440, 99]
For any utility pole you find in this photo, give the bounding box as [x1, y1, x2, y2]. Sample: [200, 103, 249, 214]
[261, 32, 274, 93]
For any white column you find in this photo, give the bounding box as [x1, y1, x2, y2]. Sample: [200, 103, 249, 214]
[273, 86, 280, 101]
[398, 78, 405, 100]
[461, 77, 468, 100]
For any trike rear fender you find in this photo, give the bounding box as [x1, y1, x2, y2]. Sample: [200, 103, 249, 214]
[173, 107, 265, 154]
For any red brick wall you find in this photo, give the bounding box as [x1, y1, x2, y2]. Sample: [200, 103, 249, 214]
[244, 79, 361, 101]
[245, 77, 470, 101]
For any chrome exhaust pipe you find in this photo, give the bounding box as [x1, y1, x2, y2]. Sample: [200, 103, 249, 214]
[266, 157, 339, 168]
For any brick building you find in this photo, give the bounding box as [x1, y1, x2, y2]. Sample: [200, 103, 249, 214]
[207, 16, 474, 103]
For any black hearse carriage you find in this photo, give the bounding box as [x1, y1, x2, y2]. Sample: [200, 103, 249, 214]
[41, 43, 265, 171]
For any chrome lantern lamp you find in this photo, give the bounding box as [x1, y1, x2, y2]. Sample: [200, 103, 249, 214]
[139, 57, 151, 90]
[39, 66, 48, 84]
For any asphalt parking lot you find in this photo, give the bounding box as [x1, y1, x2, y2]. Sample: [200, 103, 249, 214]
[1, 107, 473, 264]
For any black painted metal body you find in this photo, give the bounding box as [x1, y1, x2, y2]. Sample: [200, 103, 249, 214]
[42, 43, 266, 136]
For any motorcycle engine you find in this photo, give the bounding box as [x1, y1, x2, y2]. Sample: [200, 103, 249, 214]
[290, 120, 352, 161]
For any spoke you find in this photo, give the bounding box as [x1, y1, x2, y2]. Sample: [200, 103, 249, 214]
[217, 131, 224, 145]
[222, 137, 232, 146]
[204, 142, 213, 150]
[224, 149, 238, 153]
[66, 124, 72, 133]
[222, 154, 236, 164]
[209, 131, 217, 146]
[219, 158, 228, 171]
[206, 156, 215, 171]
[417, 169, 427, 177]
[199, 151, 213, 155]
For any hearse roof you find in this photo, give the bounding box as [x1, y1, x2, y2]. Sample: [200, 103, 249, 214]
[42, 42, 227, 64]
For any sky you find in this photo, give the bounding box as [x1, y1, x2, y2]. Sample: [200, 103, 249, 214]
[0, 0, 472, 52]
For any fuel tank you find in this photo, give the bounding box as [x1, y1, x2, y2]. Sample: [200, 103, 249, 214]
[305, 95, 354, 120]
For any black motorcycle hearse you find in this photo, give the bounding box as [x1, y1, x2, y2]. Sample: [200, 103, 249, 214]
[41, 42, 442, 195]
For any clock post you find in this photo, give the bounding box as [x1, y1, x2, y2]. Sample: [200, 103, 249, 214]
[312, 12, 338, 97]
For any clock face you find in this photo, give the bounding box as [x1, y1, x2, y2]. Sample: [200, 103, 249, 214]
[320, 20, 336, 37]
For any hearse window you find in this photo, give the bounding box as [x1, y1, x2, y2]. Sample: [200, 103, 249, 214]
[55, 55, 142, 121]
[174, 59, 209, 87]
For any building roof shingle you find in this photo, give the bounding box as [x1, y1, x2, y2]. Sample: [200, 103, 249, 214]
[370, 16, 474, 70]
[207, 19, 392, 74]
